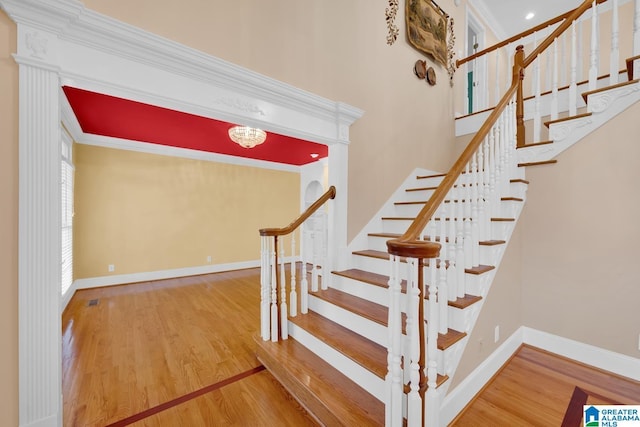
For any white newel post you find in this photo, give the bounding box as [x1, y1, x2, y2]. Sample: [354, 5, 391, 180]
[15, 25, 63, 427]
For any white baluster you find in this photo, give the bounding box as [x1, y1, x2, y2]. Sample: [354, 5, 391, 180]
[438, 201, 448, 335]
[551, 37, 559, 121]
[290, 232, 297, 317]
[456, 188, 466, 299]
[545, 28, 552, 93]
[260, 236, 271, 340]
[386, 255, 403, 427]
[533, 33, 542, 143]
[406, 257, 422, 427]
[588, 0, 599, 91]
[425, 260, 439, 427]
[270, 237, 278, 342]
[471, 151, 481, 267]
[280, 239, 288, 340]
[570, 20, 578, 116]
[321, 211, 329, 290]
[300, 224, 309, 314]
[464, 161, 473, 270]
[561, 32, 568, 87]
[447, 189, 457, 302]
[495, 48, 500, 107]
[611, 0, 620, 84]
[577, 19, 584, 83]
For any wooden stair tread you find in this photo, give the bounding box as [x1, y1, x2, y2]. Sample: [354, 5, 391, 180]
[479, 239, 506, 246]
[353, 249, 494, 275]
[437, 328, 467, 350]
[518, 160, 558, 167]
[516, 140, 553, 148]
[312, 288, 466, 350]
[395, 200, 428, 205]
[406, 186, 438, 192]
[381, 216, 414, 221]
[332, 268, 390, 288]
[403, 374, 449, 392]
[334, 268, 481, 309]
[416, 173, 446, 180]
[511, 178, 530, 185]
[544, 112, 591, 128]
[289, 311, 387, 379]
[502, 197, 523, 202]
[255, 336, 384, 426]
[581, 78, 640, 102]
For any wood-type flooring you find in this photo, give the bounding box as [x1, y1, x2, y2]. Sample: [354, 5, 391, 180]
[62, 268, 640, 426]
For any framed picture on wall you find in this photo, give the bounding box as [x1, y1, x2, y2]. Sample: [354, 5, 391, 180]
[405, 0, 448, 67]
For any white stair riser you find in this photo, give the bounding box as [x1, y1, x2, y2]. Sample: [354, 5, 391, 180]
[288, 322, 386, 402]
[330, 274, 390, 307]
[308, 294, 388, 346]
[401, 189, 436, 203]
[382, 219, 414, 235]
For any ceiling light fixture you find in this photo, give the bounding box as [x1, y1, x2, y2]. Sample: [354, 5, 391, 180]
[525, 12, 535, 20]
[310, 153, 319, 158]
[228, 125, 267, 148]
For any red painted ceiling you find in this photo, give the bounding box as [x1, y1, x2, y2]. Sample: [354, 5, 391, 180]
[62, 86, 328, 166]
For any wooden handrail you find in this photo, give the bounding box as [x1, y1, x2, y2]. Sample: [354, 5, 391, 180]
[388, 0, 601, 259]
[259, 186, 336, 237]
[387, 46, 524, 259]
[523, 0, 601, 67]
[456, 0, 607, 68]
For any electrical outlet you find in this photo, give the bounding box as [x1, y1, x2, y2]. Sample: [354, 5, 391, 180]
[494, 325, 500, 343]
[207, 256, 212, 263]
[108, 264, 115, 272]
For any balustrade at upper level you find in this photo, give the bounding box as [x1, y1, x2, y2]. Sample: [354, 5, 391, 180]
[456, 0, 640, 142]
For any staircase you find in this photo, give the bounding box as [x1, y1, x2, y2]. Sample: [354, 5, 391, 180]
[255, 1, 640, 424]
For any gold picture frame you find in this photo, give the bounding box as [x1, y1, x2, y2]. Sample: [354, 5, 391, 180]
[405, 0, 448, 67]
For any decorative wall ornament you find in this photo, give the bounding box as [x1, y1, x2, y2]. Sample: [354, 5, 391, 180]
[447, 18, 457, 86]
[385, 0, 400, 45]
[406, 0, 448, 67]
[215, 97, 266, 116]
[26, 31, 48, 58]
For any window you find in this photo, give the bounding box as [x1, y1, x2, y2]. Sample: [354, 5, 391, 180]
[61, 128, 74, 296]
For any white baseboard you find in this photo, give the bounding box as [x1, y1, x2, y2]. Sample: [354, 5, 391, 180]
[73, 259, 266, 290]
[522, 326, 640, 382]
[441, 326, 640, 425]
[61, 280, 78, 313]
[441, 326, 524, 425]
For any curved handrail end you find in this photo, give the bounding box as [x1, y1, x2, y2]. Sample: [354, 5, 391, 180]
[386, 238, 441, 259]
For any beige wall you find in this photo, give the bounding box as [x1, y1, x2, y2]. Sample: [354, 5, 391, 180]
[520, 101, 640, 358]
[0, 9, 18, 427]
[450, 223, 523, 389]
[82, 0, 465, 243]
[74, 145, 300, 278]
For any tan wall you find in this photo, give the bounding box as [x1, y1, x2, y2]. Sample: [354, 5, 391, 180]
[449, 223, 523, 389]
[74, 145, 300, 278]
[0, 9, 19, 427]
[520, 101, 640, 358]
[82, 0, 465, 243]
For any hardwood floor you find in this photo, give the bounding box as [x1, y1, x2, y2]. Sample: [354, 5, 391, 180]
[450, 345, 640, 426]
[63, 268, 640, 426]
[62, 269, 318, 426]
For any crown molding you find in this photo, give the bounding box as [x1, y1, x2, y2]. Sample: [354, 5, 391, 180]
[1, 0, 364, 147]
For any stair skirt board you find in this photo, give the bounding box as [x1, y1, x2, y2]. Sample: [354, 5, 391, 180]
[288, 322, 386, 402]
[308, 294, 388, 347]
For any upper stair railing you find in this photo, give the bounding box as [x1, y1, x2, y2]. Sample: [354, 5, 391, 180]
[385, 1, 619, 426]
[259, 185, 335, 342]
[458, 0, 640, 144]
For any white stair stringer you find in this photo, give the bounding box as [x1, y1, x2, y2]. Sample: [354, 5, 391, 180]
[287, 321, 386, 402]
[517, 79, 640, 164]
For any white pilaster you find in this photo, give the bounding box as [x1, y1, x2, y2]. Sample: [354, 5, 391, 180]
[15, 25, 62, 427]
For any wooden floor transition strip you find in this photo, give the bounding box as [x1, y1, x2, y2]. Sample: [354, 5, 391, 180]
[104, 365, 266, 427]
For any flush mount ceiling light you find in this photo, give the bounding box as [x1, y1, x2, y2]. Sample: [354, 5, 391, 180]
[525, 12, 535, 20]
[228, 125, 267, 148]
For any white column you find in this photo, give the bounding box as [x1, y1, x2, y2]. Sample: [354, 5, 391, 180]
[327, 126, 350, 276]
[15, 25, 63, 427]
